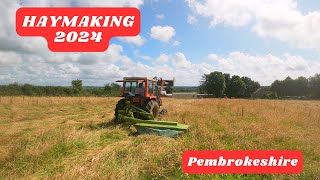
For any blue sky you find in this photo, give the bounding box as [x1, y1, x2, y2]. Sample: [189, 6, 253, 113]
[0, 0, 320, 86]
[118, 0, 320, 60]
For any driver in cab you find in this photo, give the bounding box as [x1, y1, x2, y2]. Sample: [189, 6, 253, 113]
[134, 83, 144, 96]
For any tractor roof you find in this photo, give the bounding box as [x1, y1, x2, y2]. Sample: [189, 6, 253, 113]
[116, 77, 157, 82]
[116, 77, 175, 86]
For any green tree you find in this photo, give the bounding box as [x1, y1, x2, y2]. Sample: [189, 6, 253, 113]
[72, 79, 83, 95]
[309, 74, 320, 99]
[241, 76, 260, 98]
[104, 83, 112, 94]
[271, 80, 282, 97]
[295, 76, 308, 96]
[201, 71, 226, 97]
[271, 76, 308, 98]
[229, 75, 246, 98]
[283, 77, 294, 96]
[104, 83, 121, 96]
[110, 83, 121, 96]
[22, 84, 34, 96]
[224, 73, 232, 97]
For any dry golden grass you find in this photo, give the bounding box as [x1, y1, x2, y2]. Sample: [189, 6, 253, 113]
[0, 96, 319, 179]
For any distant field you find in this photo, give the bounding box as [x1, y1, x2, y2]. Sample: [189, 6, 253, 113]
[0, 97, 319, 179]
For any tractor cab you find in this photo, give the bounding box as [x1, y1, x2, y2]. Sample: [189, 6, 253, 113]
[115, 77, 174, 119]
[116, 77, 160, 107]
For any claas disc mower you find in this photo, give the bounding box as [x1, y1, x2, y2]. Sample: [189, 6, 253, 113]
[114, 77, 189, 137]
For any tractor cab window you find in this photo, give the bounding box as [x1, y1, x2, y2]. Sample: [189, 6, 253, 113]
[124, 82, 138, 94]
[124, 81, 145, 96]
[148, 80, 153, 95]
[135, 82, 145, 96]
[154, 83, 158, 96]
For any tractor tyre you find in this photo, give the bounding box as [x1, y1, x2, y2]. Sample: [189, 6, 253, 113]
[114, 99, 125, 121]
[143, 100, 160, 119]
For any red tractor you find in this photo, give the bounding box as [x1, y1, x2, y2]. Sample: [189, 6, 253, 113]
[115, 77, 174, 119]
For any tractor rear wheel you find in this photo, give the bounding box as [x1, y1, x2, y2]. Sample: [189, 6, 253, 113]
[143, 100, 160, 119]
[114, 99, 125, 121]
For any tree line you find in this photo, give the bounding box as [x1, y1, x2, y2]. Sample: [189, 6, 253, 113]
[270, 74, 320, 99]
[199, 71, 261, 98]
[0, 80, 121, 97]
[1, 74, 319, 99]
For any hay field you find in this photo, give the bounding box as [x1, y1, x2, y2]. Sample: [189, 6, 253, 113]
[0, 97, 319, 179]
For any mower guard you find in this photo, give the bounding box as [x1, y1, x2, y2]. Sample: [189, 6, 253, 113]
[117, 102, 189, 137]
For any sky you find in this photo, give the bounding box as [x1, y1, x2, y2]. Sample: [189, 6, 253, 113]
[0, 0, 320, 86]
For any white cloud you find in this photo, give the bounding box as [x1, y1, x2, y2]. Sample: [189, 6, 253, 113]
[103, 44, 126, 63]
[150, 26, 176, 43]
[134, 50, 152, 61]
[139, 55, 152, 61]
[172, 52, 192, 68]
[207, 54, 219, 61]
[156, 14, 165, 20]
[21, 0, 143, 8]
[208, 52, 320, 85]
[118, 35, 146, 46]
[187, 15, 198, 24]
[187, 0, 320, 50]
[59, 63, 80, 74]
[155, 53, 170, 64]
[0, 51, 22, 64]
[0, 43, 132, 85]
[173, 40, 181, 46]
[1, 0, 319, 87]
[1, 42, 319, 86]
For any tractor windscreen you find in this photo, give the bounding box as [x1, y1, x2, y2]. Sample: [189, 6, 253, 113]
[124, 81, 145, 95]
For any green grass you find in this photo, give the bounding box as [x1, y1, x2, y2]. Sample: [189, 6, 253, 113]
[0, 97, 319, 179]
